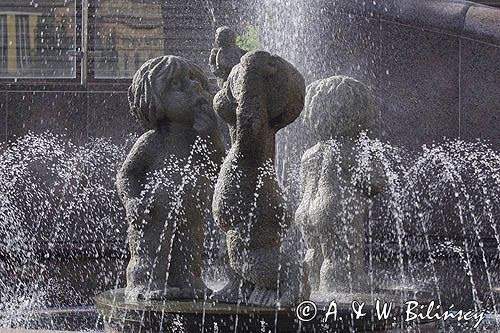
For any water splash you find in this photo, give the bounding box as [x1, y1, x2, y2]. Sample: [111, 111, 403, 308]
[1, 129, 499, 331]
[286, 133, 499, 313]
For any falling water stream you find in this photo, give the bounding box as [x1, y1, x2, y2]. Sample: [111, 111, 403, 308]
[0, 131, 498, 331]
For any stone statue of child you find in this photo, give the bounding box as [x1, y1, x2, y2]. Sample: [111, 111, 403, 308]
[116, 55, 225, 301]
[295, 76, 386, 292]
[209, 26, 247, 89]
[212, 51, 309, 307]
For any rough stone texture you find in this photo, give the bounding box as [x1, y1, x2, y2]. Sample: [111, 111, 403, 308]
[212, 51, 309, 307]
[116, 56, 224, 301]
[294, 76, 384, 292]
[6, 92, 89, 145]
[460, 38, 500, 145]
[278, 76, 379, 206]
[209, 26, 247, 88]
[300, 76, 379, 139]
[283, 76, 378, 152]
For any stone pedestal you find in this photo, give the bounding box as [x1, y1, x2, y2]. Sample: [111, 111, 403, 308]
[96, 289, 299, 333]
[95, 288, 435, 332]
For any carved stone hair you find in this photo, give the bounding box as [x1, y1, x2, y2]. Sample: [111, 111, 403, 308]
[302, 76, 378, 139]
[215, 26, 237, 46]
[128, 55, 210, 129]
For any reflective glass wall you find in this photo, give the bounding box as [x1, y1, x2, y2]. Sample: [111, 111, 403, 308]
[0, 0, 76, 78]
[93, 0, 165, 78]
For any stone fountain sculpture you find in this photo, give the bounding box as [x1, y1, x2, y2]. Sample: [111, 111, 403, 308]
[295, 76, 386, 292]
[209, 26, 247, 89]
[116, 55, 224, 301]
[212, 50, 310, 307]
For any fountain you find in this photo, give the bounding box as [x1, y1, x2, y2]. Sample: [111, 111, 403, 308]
[1, 0, 500, 332]
[95, 51, 313, 332]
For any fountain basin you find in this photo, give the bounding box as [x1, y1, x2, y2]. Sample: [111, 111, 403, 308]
[96, 289, 298, 333]
[95, 288, 435, 332]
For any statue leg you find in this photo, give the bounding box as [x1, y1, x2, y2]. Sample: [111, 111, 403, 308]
[164, 217, 212, 300]
[319, 234, 345, 292]
[319, 219, 368, 292]
[304, 245, 323, 290]
[216, 227, 308, 307]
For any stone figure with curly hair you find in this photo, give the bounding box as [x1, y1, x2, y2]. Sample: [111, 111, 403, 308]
[117, 55, 224, 301]
[209, 26, 247, 89]
[295, 76, 385, 293]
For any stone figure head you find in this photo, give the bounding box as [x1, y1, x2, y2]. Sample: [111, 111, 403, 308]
[214, 51, 305, 132]
[302, 76, 378, 140]
[128, 55, 212, 130]
[215, 26, 237, 48]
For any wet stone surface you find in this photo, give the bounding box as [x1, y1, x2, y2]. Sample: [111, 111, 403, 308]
[95, 289, 429, 333]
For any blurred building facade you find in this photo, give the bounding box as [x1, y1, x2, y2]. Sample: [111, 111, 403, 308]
[0, 0, 75, 78]
[93, 0, 165, 78]
[0, 0, 238, 80]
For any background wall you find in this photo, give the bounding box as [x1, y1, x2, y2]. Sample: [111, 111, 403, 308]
[261, 0, 500, 308]
[291, 0, 500, 149]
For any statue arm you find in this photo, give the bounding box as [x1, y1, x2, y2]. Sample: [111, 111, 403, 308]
[193, 104, 226, 195]
[295, 144, 324, 227]
[210, 49, 226, 78]
[116, 133, 153, 226]
[210, 132, 226, 169]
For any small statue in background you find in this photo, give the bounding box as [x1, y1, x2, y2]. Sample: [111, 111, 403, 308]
[209, 26, 247, 89]
[295, 76, 385, 292]
[212, 51, 309, 307]
[117, 56, 224, 301]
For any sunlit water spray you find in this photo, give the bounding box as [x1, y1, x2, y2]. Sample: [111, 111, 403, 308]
[0, 132, 133, 329]
[1, 129, 499, 331]
[280, 133, 499, 316]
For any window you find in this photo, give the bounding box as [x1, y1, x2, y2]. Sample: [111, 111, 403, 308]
[93, 0, 165, 79]
[0, 0, 77, 79]
[0, 15, 7, 71]
[16, 15, 30, 71]
[0, 0, 217, 82]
